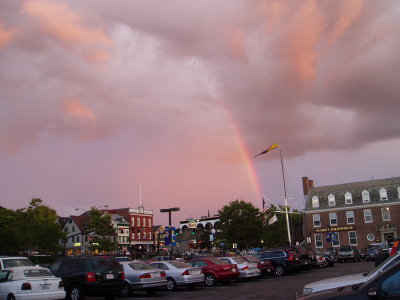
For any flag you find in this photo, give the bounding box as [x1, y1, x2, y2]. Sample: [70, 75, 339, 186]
[262, 197, 268, 212]
[254, 143, 279, 158]
[268, 214, 278, 225]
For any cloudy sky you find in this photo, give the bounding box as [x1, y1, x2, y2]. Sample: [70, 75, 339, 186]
[1, 0, 399, 226]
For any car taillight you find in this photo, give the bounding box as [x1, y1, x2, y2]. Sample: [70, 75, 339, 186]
[288, 255, 294, 262]
[181, 269, 190, 276]
[59, 281, 65, 288]
[21, 282, 32, 290]
[139, 273, 151, 279]
[241, 266, 249, 270]
[161, 271, 166, 277]
[318, 256, 324, 261]
[86, 272, 96, 282]
[121, 271, 125, 280]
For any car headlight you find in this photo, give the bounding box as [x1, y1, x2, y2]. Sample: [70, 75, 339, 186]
[302, 288, 313, 296]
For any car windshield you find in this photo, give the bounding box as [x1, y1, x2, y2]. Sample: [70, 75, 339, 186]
[364, 254, 400, 277]
[169, 261, 191, 268]
[208, 258, 226, 265]
[128, 262, 153, 270]
[3, 259, 34, 268]
[91, 258, 121, 272]
[24, 269, 53, 277]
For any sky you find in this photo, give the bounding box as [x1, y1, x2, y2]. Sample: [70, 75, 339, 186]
[1, 0, 400, 226]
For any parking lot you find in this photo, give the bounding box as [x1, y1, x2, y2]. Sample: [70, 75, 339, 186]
[88, 260, 375, 300]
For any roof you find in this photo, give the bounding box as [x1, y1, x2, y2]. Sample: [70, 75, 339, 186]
[70, 215, 90, 233]
[304, 176, 400, 211]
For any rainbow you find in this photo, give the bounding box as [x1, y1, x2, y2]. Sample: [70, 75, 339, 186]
[223, 108, 263, 207]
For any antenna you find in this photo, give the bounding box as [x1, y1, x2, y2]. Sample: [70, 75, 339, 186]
[140, 184, 142, 206]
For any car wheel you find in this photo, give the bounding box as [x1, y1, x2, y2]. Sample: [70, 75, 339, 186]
[275, 265, 285, 276]
[7, 295, 16, 300]
[205, 274, 216, 286]
[167, 278, 177, 291]
[69, 285, 84, 300]
[120, 282, 132, 297]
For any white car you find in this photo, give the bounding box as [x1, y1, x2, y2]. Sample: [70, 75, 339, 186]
[301, 252, 400, 297]
[0, 257, 35, 270]
[218, 256, 261, 279]
[0, 266, 65, 300]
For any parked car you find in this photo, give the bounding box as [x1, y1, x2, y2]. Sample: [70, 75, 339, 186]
[0, 256, 35, 270]
[119, 260, 166, 296]
[241, 256, 274, 276]
[312, 250, 329, 268]
[0, 266, 65, 300]
[146, 256, 176, 262]
[148, 260, 203, 290]
[186, 257, 239, 286]
[337, 246, 361, 262]
[297, 256, 400, 300]
[364, 244, 388, 262]
[276, 246, 313, 270]
[300, 251, 400, 297]
[218, 256, 261, 279]
[49, 256, 124, 300]
[256, 249, 301, 276]
[322, 250, 337, 267]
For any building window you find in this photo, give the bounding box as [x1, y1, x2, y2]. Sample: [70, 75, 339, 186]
[329, 213, 338, 226]
[77, 236, 80, 242]
[367, 233, 375, 242]
[72, 236, 75, 243]
[312, 196, 319, 208]
[348, 231, 357, 245]
[331, 232, 340, 247]
[362, 190, 370, 202]
[382, 207, 391, 221]
[346, 211, 355, 224]
[328, 194, 336, 206]
[364, 209, 373, 223]
[345, 192, 352, 205]
[72, 226, 75, 232]
[137, 232, 140, 239]
[313, 214, 321, 227]
[380, 188, 388, 201]
[131, 217, 135, 226]
[148, 232, 152, 239]
[315, 233, 323, 248]
[143, 218, 147, 228]
[148, 218, 152, 227]
[137, 217, 141, 227]
[85, 236, 88, 242]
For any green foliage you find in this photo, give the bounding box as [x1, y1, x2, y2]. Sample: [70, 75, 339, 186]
[0, 199, 65, 255]
[86, 207, 117, 253]
[218, 200, 264, 250]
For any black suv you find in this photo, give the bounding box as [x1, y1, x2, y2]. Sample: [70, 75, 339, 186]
[49, 256, 124, 300]
[256, 249, 301, 276]
[337, 245, 361, 262]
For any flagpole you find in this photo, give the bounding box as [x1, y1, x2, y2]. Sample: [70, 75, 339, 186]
[279, 148, 292, 245]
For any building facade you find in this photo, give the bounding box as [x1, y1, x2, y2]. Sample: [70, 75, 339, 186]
[128, 205, 154, 251]
[303, 176, 400, 251]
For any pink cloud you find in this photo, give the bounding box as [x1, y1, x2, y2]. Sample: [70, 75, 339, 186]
[0, 24, 14, 49]
[62, 99, 97, 120]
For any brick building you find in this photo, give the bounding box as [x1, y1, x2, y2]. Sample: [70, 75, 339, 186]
[303, 176, 400, 250]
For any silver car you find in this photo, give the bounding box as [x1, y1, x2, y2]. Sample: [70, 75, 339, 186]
[119, 260, 167, 296]
[149, 260, 204, 290]
[218, 256, 261, 279]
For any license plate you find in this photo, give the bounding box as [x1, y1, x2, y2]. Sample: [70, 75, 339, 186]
[106, 274, 114, 279]
[151, 272, 160, 278]
[41, 285, 50, 290]
[190, 270, 201, 275]
[231, 268, 236, 272]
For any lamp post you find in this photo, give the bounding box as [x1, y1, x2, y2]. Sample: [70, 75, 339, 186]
[160, 207, 180, 260]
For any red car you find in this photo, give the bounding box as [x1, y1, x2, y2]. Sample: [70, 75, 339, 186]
[186, 257, 239, 286]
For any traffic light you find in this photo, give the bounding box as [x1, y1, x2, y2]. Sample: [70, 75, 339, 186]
[191, 229, 195, 235]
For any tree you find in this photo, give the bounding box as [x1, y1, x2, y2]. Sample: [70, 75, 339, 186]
[22, 198, 65, 254]
[86, 207, 117, 253]
[263, 206, 303, 248]
[0, 207, 22, 255]
[218, 200, 265, 250]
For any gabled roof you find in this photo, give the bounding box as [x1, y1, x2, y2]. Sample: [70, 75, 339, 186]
[69, 214, 90, 233]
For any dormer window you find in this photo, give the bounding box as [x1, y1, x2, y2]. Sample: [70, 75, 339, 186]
[328, 194, 336, 206]
[312, 196, 319, 208]
[345, 192, 353, 205]
[380, 188, 388, 201]
[362, 190, 370, 202]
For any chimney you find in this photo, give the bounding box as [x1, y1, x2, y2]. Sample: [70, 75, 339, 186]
[302, 177, 314, 196]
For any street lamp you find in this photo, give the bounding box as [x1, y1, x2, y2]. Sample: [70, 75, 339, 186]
[160, 207, 180, 260]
